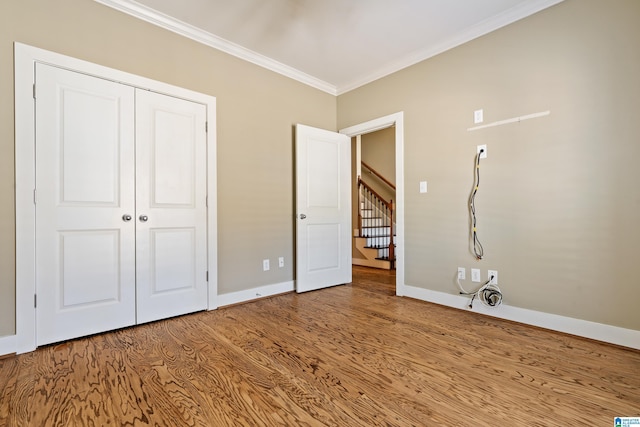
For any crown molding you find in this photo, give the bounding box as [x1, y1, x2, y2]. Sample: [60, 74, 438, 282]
[93, 0, 338, 95]
[95, 0, 563, 97]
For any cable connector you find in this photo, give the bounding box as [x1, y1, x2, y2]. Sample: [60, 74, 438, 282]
[469, 294, 477, 309]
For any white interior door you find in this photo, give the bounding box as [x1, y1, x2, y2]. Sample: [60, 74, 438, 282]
[295, 124, 352, 293]
[135, 90, 208, 324]
[35, 64, 136, 345]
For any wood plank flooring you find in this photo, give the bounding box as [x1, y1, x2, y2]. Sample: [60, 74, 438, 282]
[1, 266, 639, 426]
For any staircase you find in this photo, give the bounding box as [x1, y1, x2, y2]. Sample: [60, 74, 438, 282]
[353, 200, 396, 270]
[353, 166, 396, 270]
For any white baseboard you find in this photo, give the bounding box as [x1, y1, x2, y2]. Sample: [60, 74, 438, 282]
[1, 280, 295, 356]
[403, 285, 640, 350]
[6, 281, 634, 354]
[217, 280, 295, 308]
[0, 334, 16, 357]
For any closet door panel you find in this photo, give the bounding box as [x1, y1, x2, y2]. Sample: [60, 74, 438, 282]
[35, 64, 136, 345]
[135, 89, 208, 324]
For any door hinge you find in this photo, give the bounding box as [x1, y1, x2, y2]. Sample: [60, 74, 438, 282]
[206, 196, 208, 207]
[34, 294, 37, 308]
[206, 271, 209, 282]
[33, 189, 37, 205]
[33, 84, 36, 99]
[205, 121, 208, 133]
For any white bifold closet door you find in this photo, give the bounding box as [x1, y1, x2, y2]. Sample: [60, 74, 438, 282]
[134, 89, 208, 325]
[35, 63, 207, 346]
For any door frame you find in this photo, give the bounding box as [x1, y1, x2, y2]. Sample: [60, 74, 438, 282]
[14, 43, 218, 354]
[339, 112, 405, 296]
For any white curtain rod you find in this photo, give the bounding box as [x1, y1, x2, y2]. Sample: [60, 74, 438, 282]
[467, 110, 550, 131]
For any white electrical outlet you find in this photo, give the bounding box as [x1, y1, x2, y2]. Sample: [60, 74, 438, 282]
[278, 257, 284, 268]
[263, 259, 270, 271]
[457, 267, 466, 280]
[488, 270, 498, 284]
[474, 109, 483, 124]
[419, 181, 427, 193]
[477, 144, 487, 159]
[471, 268, 481, 283]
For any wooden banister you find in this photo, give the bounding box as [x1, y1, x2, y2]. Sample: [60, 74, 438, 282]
[361, 161, 395, 191]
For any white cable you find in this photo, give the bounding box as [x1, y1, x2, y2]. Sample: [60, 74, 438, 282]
[479, 283, 502, 307]
[456, 275, 476, 295]
[457, 276, 502, 308]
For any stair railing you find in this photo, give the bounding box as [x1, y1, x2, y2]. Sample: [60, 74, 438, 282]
[362, 161, 395, 191]
[358, 177, 395, 269]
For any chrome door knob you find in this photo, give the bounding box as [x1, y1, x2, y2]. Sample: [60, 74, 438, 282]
[139, 215, 148, 222]
[122, 214, 132, 222]
[299, 214, 307, 219]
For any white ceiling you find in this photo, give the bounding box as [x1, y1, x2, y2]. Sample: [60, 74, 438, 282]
[95, 0, 563, 95]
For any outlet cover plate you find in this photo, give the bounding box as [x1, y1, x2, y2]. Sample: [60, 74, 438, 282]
[488, 270, 498, 284]
[477, 144, 487, 159]
[474, 109, 483, 124]
[471, 268, 481, 282]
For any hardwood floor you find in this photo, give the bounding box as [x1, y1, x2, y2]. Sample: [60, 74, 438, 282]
[1, 266, 638, 426]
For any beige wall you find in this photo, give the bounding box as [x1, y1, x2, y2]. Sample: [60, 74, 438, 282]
[0, 0, 336, 336]
[361, 127, 396, 202]
[338, 0, 640, 330]
[362, 127, 396, 185]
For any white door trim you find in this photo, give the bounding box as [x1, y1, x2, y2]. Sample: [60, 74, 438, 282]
[0, 335, 16, 357]
[340, 112, 405, 296]
[14, 43, 218, 354]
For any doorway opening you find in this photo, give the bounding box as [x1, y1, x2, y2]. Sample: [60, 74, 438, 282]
[352, 127, 396, 271]
[339, 112, 405, 297]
